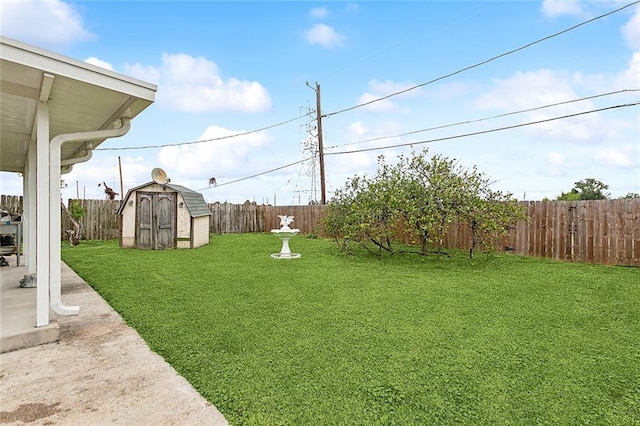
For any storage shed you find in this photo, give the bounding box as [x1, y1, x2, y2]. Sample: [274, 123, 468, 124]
[117, 182, 211, 249]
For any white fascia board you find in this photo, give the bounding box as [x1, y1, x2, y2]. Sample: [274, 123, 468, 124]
[0, 36, 157, 102]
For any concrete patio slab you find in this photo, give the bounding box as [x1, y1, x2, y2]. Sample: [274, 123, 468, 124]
[1, 259, 59, 354]
[0, 259, 228, 425]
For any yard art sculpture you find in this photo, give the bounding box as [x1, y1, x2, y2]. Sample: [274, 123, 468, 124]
[278, 215, 295, 230]
[271, 215, 301, 259]
[99, 181, 118, 200]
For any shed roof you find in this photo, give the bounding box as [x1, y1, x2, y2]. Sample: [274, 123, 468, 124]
[117, 182, 211, 217]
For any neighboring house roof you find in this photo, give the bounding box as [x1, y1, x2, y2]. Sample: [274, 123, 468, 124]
[117, 182, 211, 217]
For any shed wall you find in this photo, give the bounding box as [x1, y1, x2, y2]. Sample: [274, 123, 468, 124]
[176, 193, 190, 239]
[192, 216, 210, 248]
[121, 197, 136, 248]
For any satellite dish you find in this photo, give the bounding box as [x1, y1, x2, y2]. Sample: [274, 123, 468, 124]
[151, 168, 169, 184]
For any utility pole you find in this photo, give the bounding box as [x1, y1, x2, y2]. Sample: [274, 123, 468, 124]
[308, 81, 327, 204]
[118, 156, 124, 201]
[315, 83, 326, 204]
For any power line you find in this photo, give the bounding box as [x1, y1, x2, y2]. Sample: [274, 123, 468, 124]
[198, 102, 638, 191]
[95, 2, 638, 154]
[197, 158, 308, 191]
[96, 112, 312, 151]
[326, 89, 640, 150]
[323, 1, 640, 118]
[325, 102, 640, 156]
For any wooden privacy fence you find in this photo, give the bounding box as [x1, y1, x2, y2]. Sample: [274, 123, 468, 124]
[265, 204, 328, 235]
[442, 199, 640, 266]
[64, 199, 121, 241]
[0, 195, 22, 215]
[208, 200, 640, 266]
[209, 202, 265, 234]
[0, 196, 638, 266]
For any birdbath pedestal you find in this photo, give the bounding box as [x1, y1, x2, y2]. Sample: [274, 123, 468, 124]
[271, 215, 301, 259]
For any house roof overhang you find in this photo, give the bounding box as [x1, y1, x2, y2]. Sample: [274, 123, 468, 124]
[0, 36, 157, 173]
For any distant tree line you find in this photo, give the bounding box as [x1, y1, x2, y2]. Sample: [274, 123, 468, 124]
[555, 178, 639, 201]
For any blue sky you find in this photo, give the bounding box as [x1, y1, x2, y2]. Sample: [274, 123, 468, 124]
[1, 0, 639, 203]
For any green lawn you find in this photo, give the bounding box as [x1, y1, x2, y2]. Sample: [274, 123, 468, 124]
[61, 234, 640, 425]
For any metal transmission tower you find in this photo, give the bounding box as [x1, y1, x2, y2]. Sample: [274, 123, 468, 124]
[298, 107, 321, 204]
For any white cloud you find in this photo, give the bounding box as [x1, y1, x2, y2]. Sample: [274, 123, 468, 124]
[573, 51, 640, 95]
[344, 119, 405, 145]
[541, 0, 583, 17]
[305, 24, 343, 50]
[474, 69, 611, 142]
[622, 6, 640, 50]
[347, 121, 369, 139]
[548, 151, 568, 166]
[60, 156, 135, 200]
[547, 151, 572, 176]
[157, 126, 271, 181]
[329, 119, 407, 176]
[309, 7, 328, 19]
[125, 53, 271, 113]
[123, 63, 162, 85]
[594, 144, 639, 168]
[84, 57, 113, 71]
[357, 79, 419, 113]
[617, 51, 640, 88]
[476, 70, 576, 110]
[356, 93, 399, 113]
[0, 0, 94, 48]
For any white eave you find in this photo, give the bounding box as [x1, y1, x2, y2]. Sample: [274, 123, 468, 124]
[0, 36, 158, 173]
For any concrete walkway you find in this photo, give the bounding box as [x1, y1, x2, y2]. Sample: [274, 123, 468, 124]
[0, 258, 228, 425]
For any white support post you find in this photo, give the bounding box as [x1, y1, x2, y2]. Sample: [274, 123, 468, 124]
[35, 102, 50, 327]
[25, 139, 37, 270]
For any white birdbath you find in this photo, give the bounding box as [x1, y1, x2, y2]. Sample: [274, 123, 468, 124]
[271, 215, 301, 259]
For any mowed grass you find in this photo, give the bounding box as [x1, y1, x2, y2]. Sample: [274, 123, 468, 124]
[62, 234, 640, 425]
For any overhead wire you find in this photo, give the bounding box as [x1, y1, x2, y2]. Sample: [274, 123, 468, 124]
[96, 0, 638, 158]
[322, 0, 640, 118]
[96, 1, 639, 190]
[95, 111, 312, 151]
[325, 89, 640, 150]
[96, 1, 638, 153]
[197, 158, 308, 191]
[325, 102, 640, 156]
[198, 102, 639, 192]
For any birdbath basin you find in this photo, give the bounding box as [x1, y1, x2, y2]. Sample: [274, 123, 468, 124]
[271, 215, 301, 259]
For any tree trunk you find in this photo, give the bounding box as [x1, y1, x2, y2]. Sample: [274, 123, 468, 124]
[61, 202, 82, 246]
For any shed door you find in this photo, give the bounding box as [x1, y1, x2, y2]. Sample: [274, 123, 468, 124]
[156, 193, 175, 249]
[136, 192, 176, 249]
[137, 193, 153, 249]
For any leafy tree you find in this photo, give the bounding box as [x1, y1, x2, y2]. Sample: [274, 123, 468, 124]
[324, 148, 526, 259]
[620, 192, 640, 199]
[557, 178, 609, 200]
[323, 176, 366, 253]
[400, 152, 468, 256]
[324, 158, 402, 257]
[555, 190, 581, 201]
[458, 186, 526, 259]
